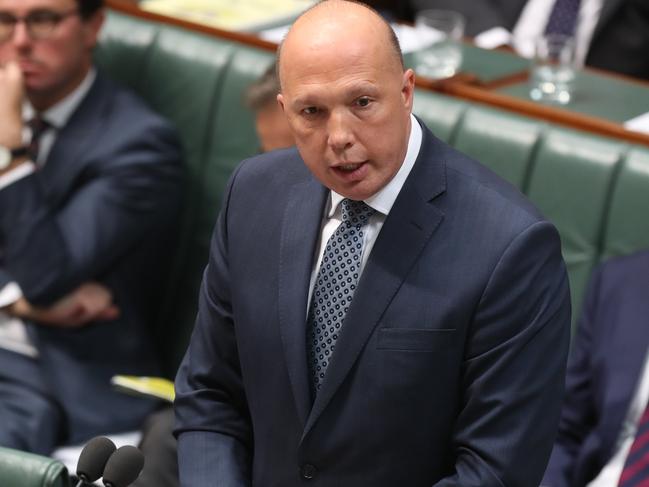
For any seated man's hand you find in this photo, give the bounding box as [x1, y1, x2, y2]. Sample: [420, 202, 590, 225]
[0, 61, 24, 150]
[9, 282, 120, 328]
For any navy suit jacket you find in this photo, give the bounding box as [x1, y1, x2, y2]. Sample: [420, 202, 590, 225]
[543, 251, 649, 486]
[0, 72, 182, 445]
[174, 121, 571, 486]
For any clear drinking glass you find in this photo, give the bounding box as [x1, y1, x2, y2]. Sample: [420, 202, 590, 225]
[413, 9, 465, 79]
[529, 34, 577, 105]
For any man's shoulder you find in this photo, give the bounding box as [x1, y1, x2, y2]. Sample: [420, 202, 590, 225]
[418, 124, 546, 229]
[597, 250, 649, 287]
[233, 147, 312, 187]
[84, 71, 177, 135]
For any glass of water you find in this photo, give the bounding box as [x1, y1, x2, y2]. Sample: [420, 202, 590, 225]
[414, 10, 465, 79]
[529, 34, 577, 105]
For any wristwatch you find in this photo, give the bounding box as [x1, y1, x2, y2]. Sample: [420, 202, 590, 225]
[0, 145, 29, 170]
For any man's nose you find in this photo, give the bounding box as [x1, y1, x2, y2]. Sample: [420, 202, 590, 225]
[10, 21, 32, 48]
[327, 109, 354, 153]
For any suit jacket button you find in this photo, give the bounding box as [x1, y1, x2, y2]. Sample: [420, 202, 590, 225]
[301, 463, 317, 479]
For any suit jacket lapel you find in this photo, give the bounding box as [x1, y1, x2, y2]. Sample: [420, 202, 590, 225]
[40, 74, 108, 199]
[302, 126, 447, 439]
[278, 175, 328, 428]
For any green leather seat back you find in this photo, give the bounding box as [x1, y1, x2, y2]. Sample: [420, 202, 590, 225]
[0, 447, 69, 487]
[453, 107, 543, 190]
[526, 129, 625, 320]
[413, 90, 467, 144]
[96, 11, 274, 375]
[602, 148, 649, 258]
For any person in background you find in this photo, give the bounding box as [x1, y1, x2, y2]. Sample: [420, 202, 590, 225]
[244, 62, 294, 153]
[174, 1, 571, 485]
[543, 250, 649, 487]
[409, 0, 649, 80]
[0, 0, 182, 455]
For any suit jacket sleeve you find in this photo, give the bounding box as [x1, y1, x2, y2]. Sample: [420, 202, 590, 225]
[434, 221, 571, 487]
[174, 164, 253, 487]
[0, 106, 182, 305]
[541, 266, 602, 487]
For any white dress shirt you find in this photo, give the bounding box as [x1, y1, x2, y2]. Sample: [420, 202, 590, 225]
[307, 113, 423, 308]
[0, 68, 96, 357]
[474, 0, 603, 66]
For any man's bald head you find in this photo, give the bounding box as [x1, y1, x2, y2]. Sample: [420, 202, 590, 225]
[277, 0, 404, 89]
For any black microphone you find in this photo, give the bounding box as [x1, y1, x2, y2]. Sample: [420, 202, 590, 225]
[101, 445, 145, 487]
[75, 436, 117, 487]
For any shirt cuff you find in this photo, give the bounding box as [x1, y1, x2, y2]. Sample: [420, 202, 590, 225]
[0, 162, 36, 190]
[0, 282, 24, 308]
[474, 27, 512, 49]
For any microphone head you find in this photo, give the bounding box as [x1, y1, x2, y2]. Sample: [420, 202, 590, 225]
[102, 445, 145, 487]
[76, 436, 117, 482]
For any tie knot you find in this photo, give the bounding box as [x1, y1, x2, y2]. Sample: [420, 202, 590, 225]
[341, 199, 375, 226]
[28, 116, 51, 138]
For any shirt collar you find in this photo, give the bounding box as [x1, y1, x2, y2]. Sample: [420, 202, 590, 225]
[23, 68, 97, 128]
[328, 113, 423, 217]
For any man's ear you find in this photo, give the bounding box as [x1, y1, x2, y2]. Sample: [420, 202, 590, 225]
[401, 69, 415, 111]
[84, 9, 106, 50]
[277, 93, 285, 113]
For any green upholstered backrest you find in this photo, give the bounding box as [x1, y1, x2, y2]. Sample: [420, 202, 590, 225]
[0, 447, 69, 487]
[415, 91, 649, 326]
[96, 11, 275, 375]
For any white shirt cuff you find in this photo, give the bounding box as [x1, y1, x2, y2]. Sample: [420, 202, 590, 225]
[0, 162, 36, 190]
[0, 282, 24, 308]
[474, 27, 512, 50]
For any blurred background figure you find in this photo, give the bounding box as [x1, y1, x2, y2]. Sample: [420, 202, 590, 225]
[244, 62, 294, 152]
[543, 250, 649, 487]
[0, 0, 182, 455]
[408, 0, 649, 80]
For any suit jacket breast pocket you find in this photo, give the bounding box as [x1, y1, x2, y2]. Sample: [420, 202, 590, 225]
[377, 327, 456, 352]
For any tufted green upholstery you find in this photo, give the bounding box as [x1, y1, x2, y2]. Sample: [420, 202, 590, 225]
[0, 447, 69, 487]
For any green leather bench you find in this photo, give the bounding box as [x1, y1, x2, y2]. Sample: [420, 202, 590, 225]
[0, 447, 69, 487]
[3, 8, 649, 485]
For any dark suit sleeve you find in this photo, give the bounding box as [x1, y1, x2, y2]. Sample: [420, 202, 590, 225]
[174, 164, 252, 487]
[541, 266, 602, 487]
[0, 116, 182, 305]
[434, 221, 571, 487]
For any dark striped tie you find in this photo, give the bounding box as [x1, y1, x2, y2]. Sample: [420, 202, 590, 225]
[619, 405, 649, 486]
[27, 116, 51, 163]
[544, 0, 582, 36]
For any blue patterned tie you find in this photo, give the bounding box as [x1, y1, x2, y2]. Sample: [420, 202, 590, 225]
[545, 0, 582, 36]
[307, 198, 375, 394]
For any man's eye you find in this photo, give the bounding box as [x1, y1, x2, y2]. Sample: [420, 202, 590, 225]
[27, 11, 60, 25]
[356, 97, 371, 107]
[0, 13, 16, 25]
[302, 107, 318, 115]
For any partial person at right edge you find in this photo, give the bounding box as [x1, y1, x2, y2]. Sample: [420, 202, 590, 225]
[410, 0, 649, 80]
[543, 250, 649, 487]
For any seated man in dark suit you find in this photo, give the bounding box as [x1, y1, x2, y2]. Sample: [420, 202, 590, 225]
[543, 250, 649, 487]
[174, 1, 571, 485]
[0, 0, 182, 455]
[410, 0, 649, 80]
